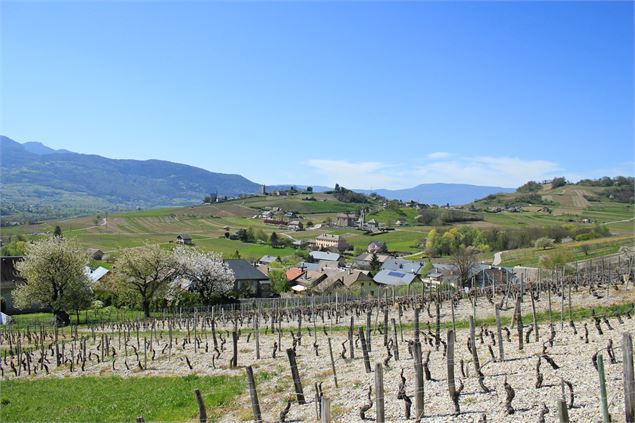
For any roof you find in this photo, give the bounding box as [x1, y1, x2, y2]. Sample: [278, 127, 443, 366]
[298, 262, 320, 272]
[342, 270, 374, 287]
[310, 251, 340, 261]
[335, 213, 356, 218]
[314, 276, 345, 293]
[291, 284, 307, 292]
[381, 258, 425, 274]
[316, 233, 340, 241]
[85, 266, 109, 283]
[355, 253, 391, 263]
[286, 267, 305, 282]
[374, 269, 420, 286]
[225, 259, 269, 281]
[177, 233, 192, 240]
[259, 255, 277, 264]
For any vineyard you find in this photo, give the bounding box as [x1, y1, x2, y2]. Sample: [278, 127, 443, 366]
[2, 260, 635, 422]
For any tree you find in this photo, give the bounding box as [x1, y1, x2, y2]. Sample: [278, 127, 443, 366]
[306, 186, 313, 193]
[270, 231, 280, 248]
[580, 245, 590, 256]
[369, 252, 381, 274]
[114, 244, 178, 317]
[174, 247, 235, 305]
[13, 237, 91, 326]
[270, 270, 289, 295]
[53, 225, 63, 237]
[539, 251, 572, 270]
[334, 183, 340, 193]
[425, 229, 438, 255]
[534, 237, 553, 250]
[450, 247, 478, 287]
[551, 177, 567, 188]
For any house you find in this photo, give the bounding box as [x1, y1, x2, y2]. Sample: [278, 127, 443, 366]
[288, 220, 304, 231]
[342, 270, 377, 296]
[366, 219, 379, 230]
[225, 259, 271, 297]
[87, 248, 104, 260]
[395, 219, 407, 227]
[353, 252, 391, 270]
[258, 255, 278, 265]
[313, 273, 346, 294]
[381, 258, 425, 274]
[176, 234, 193, 245]
[374, 269, 421, 286]
[315, 233, 345, 250]
[298, 261, 321, 272]
[335, 213, 357, 227]
[367, 241, 387, 254]
[310, 251, 341, 262]
[84, 266, 109, 283]
[286, 267, 306, 283]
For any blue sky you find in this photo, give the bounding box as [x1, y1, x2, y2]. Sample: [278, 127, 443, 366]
[1, 1, 633, 189]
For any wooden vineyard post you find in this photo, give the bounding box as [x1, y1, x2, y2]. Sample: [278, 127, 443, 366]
[320, 397, 332, 423]
[447, 330, 459, 414]
[327, 337, 338, 388]
[495, 305, 504, 361]
[413, 341, 424, 420]
[624, 333, 635, 423]
[375, 362, 385, 423]
[255, 313, 260, 360]
[359, 327, 372, 373]
[349, 316, 355, 359]
[515, 296, 523, 351]
[194, 388, 207, 423]
[383, 308, 388, 347]
[231, 331, 238, 368]
[246, 366, 262, 423]
[530, 286, 539, 342]
[414, 308, 420, 343]
[558, 399, 569, 423]
[391, 318, 399, 361]
[287, 348, 306, 404]
[366, 311, 372, 352]
[597, 354, 610, 423]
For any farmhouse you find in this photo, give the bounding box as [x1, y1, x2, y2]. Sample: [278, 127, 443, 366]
[287, 220, 304, 231]
[309, 251, 340, 262]
[87, 248, 104, 260]
[335, 213, 357, 227]
[381, 258, 425, 274]
[176, 234, 193, 245]
[225, 259, 271, 297]
[353, 252, 391, 270]
[374, 269, 422, 286]
[258, 255, 277, 266]
[315, 233, 345, 250]
[367, 241, 387, 254]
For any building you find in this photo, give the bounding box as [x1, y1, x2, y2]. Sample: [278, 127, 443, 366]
[309, 251, 341, 262]
[381, 258, 425, 274]
[258, 255, 277, 266]
[367, 241, 387, 254]
[374, 269, 421, 286]
[286, 267, 306, 283]
[353, 252, 391, 270]
[315, 233, 345, 250]
[85, 266, 109, 283]
[176, 234, 193, 245]
[260, 185, 267, 195]
[335, 213, 357, 227]
[87, 248, 104, 260]
[225, 259, 271, 297]
[288, 220, 304, 231]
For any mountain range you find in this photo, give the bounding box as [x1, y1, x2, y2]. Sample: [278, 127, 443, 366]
[0, 136, 513, 221]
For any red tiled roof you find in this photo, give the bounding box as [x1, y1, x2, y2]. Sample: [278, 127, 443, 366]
[286, 267, 305, 282]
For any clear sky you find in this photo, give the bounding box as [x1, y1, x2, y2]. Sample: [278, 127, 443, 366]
[1, 1, 633, 189]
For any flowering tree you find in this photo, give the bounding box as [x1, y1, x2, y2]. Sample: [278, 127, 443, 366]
[174, 246, 235, 305]
[13, 236, 92, 326]
[114, 244, 178, 317]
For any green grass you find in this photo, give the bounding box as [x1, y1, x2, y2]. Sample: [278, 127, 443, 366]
[500, 235, 635, 267]
[0, 374, 244, 422]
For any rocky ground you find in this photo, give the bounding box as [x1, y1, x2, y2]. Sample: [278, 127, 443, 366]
[3, 288, 635, 422]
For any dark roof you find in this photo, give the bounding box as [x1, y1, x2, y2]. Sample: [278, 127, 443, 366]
[177, 233, 192, 240]
[225, 259, 269, 281]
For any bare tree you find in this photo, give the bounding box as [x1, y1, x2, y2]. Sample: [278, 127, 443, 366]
[451, 247, 478, 287]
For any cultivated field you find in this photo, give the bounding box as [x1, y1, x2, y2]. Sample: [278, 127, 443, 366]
[2, 267, 635, 422]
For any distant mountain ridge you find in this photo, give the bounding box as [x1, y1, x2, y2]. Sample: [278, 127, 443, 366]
[354, 183, 515, 205]
[1, 136, 515, 221]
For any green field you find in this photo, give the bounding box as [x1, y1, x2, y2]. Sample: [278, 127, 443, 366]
[0, 374, 244, 422]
